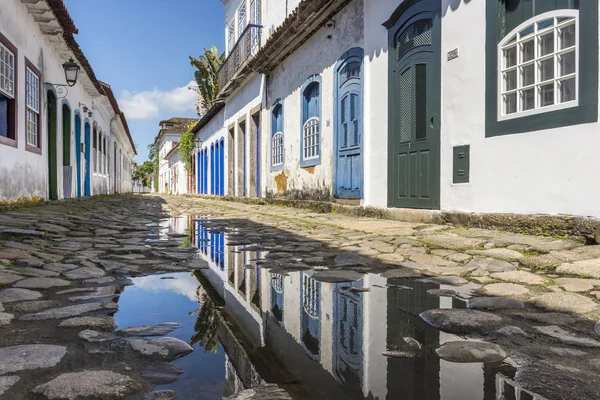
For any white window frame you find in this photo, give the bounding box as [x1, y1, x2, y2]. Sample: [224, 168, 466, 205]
[302, 117, 320, 161]
[238, 1, 247, 39]
[26, 67, 40, 147]
[498, 10, 579, 121]
[271, 131, 283, 167]
[0, 42, 15, 99]
[228, 20, 235, 55]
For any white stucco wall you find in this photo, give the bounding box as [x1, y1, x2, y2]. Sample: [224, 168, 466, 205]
[440, 0, 600, 217]
[0, 0, 135, 202]
[364, 0, 600, 217]
[264, 0, 364, 199]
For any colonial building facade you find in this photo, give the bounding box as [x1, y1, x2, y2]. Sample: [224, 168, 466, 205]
[155, 117, 196, 194]
[193, 0, 600, 218]
[0, 0, 136, 202]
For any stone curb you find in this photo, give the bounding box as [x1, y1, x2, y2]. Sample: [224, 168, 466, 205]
[0, 194, 136, 212]
[180, 194, 600, 243]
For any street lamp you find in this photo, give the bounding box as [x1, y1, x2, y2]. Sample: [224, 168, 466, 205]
[45, 58, 81, 99]
[194, 139, 203, 150]
[62, 58, 81, 87]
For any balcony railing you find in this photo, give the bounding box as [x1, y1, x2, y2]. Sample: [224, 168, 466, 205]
[218, 24, 262, 97]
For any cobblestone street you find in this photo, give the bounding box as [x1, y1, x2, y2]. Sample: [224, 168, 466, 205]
[0, 195, 599, 399]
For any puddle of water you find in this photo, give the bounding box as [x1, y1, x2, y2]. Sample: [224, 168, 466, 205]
[115, 272, 236, 399]
[118, 216, 534, 399]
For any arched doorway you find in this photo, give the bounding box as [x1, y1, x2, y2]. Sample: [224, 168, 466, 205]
[84, 121, 91, 196]
[386, 0, 441, 209]
[335, 47, 364, 199]
[62, 103, 71, 198]
[47, 90, 58, 200]
[75, 113, 82, 197]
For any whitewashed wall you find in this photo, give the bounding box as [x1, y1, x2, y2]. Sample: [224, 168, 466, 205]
[264, 0, 364, 199]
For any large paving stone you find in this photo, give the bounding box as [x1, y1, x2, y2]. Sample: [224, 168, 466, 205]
[416, 276, 468, 286]
[467, 248, 524, 261]
[44, 263, 80, 273]
[128, 337, 193, 361]
[78, 329, 118, 343]
[420, 309, 503, 334]
[595, 321, 600, 336]
[311, 270, 364, 283]
[0, 248, 31, 260]
[0, 288, 42, 303]
[530, 292, 598, 314]
[513, 312, 576, 325]
[420, 234, 486, 250]
[0, 376, 19, 395]
[140, 363, 184, 384]
[63, 267, 106, 280]
[20, 301, 116, 321]
[534, 325, 600, 348]
[12, 301, 57, 313]
[481, 283, 530, 297]
[0, 312, 13, 326]
[515, 361, 600, 400]
[490, 270, 546, 285]
[0, 272, 25, 285]
[409, 254, 457, 267]
[380, 268, 422, 279]
[555, 277, 600, 292]
[465, 258, 517, 273]
[12, 267, 59, 278]
[32, 370, 140, 399]
[467, 296, 525, 310]
[118, 322, 181, 337]
[436, 341, 507, 363]
[0, 229, 44, 238]
[16, 258, 44, 268]
[0, 344, 66, 375]
[556, 258, 600, 279]
[333, 253, 371, 267]
[58, 316, 116, 331]
[13, 277, 71, 289]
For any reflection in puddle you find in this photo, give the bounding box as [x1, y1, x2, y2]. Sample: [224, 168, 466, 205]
[186, 218, 520, 400]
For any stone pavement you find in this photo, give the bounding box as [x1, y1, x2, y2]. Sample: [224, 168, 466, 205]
[168, 195, 600, 320]
[0, 194, 599, 399]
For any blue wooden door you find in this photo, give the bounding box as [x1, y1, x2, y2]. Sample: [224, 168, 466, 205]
[75, 115, 82, 198]
[210, 144, 215, 195]
[84, 122, 91, 196]
[219, 138, 225, 196]
[335, 49, 363, 199]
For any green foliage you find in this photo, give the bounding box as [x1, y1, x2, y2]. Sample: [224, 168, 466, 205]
[147, 142, 159, 192]
[132, 161, 155, 187]
[190, 294, 221, 354]
[189, 46, 225, 111]
[179, 129, 195, 173]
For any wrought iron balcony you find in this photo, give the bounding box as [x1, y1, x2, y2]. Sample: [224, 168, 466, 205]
[217, 24, 262, 98]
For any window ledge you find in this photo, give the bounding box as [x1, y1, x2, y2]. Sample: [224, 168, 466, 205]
[300, 157, 320, 168]
[270, 163, 284, 173]
[25, 144, 41, 155]
[0, 136, 18, 148]
[498, 100, 578, 122]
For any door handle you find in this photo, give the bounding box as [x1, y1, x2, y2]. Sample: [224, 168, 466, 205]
[430, 117, 434, 128]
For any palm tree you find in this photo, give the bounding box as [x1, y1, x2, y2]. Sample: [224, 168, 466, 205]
[189, 46, 225, 112]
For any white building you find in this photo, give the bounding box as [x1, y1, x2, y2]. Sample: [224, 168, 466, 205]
[0, 0, 136, 202]
[155, 117, 196, 194]
[194, 0, 600, 218]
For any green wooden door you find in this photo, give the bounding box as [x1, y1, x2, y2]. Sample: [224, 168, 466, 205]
[387, 1, 440, 209]
[47, 91, 58, 200]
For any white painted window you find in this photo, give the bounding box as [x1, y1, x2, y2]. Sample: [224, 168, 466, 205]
[238, 1, 247, 38]
[303, 118, 320, 160]
[272, 132, 283, 166]
[228, 20, 235, 54]
[499, 10, 578, 120]
[0, 42, 14, 98]
[26, 67, 40, 147]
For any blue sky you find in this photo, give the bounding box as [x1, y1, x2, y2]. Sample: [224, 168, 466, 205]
[66, 0, 225, 161]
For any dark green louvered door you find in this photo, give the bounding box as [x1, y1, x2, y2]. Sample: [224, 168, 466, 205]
[388, 1, 441, 209]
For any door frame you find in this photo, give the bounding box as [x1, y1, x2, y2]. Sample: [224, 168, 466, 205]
[74, 111, 82, 198]
[47, 90, 58, 200]
[84, 121, 91, 196]
[333, 47, 364, 200]
[385, 0, 441, 209]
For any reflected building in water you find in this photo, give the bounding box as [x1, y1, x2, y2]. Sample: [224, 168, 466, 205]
[191, 220, 511, 399]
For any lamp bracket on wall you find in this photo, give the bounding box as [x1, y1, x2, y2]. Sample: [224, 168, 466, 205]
[45, 83, 69, 99]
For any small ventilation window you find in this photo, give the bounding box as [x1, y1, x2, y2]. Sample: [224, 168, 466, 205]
[397, 19, 432, 60]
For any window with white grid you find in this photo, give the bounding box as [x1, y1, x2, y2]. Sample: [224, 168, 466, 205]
[0, 42, 14, 99]
[303, 118, 319, 160]
[228, 21, 235, 54]
[238, 1, 247, 38]
[26, 67, 40, 147]
[272, 132, 283, 166]
[499, 10, 578, 120]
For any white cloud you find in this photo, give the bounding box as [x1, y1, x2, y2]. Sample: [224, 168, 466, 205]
[132, 272, 201, 302]
[119, 81, 198, 120]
